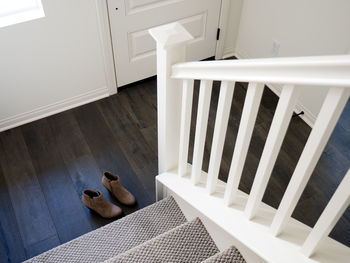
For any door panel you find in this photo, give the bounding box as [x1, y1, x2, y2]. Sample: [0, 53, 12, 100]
[125, 0, 185, 15]
[108, 0, 221, 87]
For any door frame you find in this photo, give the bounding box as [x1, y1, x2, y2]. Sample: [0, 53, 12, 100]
[215, 0, 231, 59]
[95, 0, 118, 95]
[97, 0, 230, 94]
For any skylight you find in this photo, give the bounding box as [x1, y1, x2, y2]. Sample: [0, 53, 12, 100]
[0, 0, 45, 28]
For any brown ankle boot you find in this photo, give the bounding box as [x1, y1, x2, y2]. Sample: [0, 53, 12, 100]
[82, 190, 122, 218]
[102, 172, 136, 206]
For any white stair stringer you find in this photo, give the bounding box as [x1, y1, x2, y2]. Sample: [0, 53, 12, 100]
[156, 168, 350, 263]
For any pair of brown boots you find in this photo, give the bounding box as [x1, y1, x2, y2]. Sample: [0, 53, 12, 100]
[82, 172, 136, 218]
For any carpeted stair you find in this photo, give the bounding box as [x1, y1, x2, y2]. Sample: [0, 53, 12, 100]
[104, 218, 219, 263]
[25, 196, 246, 263]
[202, 246, 246, 263]
[25, 197, 186, 263]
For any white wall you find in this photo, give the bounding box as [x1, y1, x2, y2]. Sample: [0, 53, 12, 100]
[232, 0, 350, 125]
[0, 0, 113, 131]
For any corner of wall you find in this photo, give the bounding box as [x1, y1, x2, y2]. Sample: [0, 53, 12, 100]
[221, 0, 244, 59]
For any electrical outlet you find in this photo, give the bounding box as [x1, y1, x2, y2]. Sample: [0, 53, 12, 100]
[271, 40, 280, 56]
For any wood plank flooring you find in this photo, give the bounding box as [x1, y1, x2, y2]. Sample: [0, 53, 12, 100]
[0, 77, 349, 262]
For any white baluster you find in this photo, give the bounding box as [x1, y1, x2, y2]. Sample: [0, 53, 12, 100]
[301, 169, 350, 257]
[245, 85, 300, 219]
[191, 80, 213, 184]
[149, 23, 193, 174]
[207, 81, 235, 194]
[178, 79, 195, 177]
[270, 87, 349, 236]
[224, 83, 264, 205]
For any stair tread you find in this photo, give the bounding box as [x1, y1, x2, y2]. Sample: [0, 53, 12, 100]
[25, 196, 186, 263]
[201, 246, 246, 263]
[104, 218, 219, 263]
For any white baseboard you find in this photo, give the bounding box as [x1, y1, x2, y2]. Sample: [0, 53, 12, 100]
[222, 49, 236, 59]
[0, 86, 109, 132]
[222, 52, 235, 59]
[233, 50, 248, 60]
[227, 50, 315, 127]
[266, 84, 316, 127]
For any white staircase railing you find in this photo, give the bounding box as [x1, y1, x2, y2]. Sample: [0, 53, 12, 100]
[150, 22, 350, 262]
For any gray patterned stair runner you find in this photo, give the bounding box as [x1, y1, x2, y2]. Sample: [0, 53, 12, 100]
[202, 246, 247, 263]
[104, 218, 219, 263]
[25, 196, 186, 263]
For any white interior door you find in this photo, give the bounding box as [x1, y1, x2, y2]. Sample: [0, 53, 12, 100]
[108, 0, 222, 87]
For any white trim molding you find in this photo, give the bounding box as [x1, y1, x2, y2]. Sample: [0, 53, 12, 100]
[222, 51, 236, 59]
[215, 0, 231, 59]
[267, 83, 316, 127]
[0, 87, 109, 132]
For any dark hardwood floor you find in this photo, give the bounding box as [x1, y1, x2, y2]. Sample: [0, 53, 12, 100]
[0, 77, 349, 262]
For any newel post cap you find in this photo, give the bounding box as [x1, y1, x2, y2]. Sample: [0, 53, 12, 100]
[149, 22, 194, 49]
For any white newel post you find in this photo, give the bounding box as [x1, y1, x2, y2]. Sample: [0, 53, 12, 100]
[149, 23, 193, 177]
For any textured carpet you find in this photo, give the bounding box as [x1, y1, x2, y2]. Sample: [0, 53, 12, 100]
[104, 218, 219, 263]
[202, 246, 246, 263]
[25, 196, 186, 263]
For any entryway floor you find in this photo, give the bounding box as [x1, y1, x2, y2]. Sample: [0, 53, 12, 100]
[0, 77, 349, 262]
